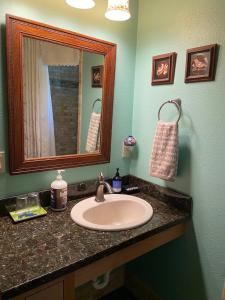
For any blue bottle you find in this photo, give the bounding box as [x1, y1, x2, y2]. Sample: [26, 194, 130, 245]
[112, 168, 122, 193]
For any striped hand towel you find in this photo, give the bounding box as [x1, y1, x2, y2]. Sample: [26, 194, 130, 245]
[85, 112, 101, 153]
[149, 121, 178, 181]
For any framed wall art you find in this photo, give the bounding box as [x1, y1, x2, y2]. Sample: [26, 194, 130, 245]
[91, 65, 104, 87]
[185, 44, 217, 83]
[151, 52, 177, 85]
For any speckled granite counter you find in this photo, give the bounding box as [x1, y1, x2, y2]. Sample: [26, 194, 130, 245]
[0, 176, 191, 299]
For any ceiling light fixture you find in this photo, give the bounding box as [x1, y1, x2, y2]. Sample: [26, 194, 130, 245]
[105, 0, 131, 21]
[65, 0, 96, 9]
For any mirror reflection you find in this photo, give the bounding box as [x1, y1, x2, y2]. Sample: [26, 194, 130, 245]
[22, 37, 104, 159]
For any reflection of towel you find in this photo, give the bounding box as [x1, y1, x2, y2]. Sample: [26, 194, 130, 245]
[149, 121, 178, 181]
[86, 112, 101, 153]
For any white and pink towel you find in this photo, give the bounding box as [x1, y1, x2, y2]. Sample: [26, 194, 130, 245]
[85, 112, 101, 153]
[150, 121, 178, 181]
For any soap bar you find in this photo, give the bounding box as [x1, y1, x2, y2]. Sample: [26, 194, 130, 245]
[6, 205, 47, 223]
[122, 186, 140, 194]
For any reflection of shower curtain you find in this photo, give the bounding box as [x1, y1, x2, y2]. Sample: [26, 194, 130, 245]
[23, 38, 56, 158]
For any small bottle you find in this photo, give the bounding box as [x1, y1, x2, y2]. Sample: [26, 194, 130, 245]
[112, 168, 122, 193]
[50, 170, 68, 211]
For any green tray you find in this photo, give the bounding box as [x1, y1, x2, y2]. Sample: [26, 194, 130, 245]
[7, 206, 47, 222]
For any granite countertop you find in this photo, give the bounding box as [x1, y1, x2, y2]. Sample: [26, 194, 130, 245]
[0, 176, 192, 299]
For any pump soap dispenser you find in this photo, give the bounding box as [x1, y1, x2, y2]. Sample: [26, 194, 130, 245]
[112, 168, 122, 193]
[50, 170, 68, 211]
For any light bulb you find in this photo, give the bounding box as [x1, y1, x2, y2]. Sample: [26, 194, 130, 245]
[65, 0, 95, 9]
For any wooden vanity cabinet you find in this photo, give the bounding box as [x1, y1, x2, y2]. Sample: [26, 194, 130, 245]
[9, 273, 75, 300]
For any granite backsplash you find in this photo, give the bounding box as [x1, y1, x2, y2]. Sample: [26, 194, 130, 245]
[0, 175, 192, 217]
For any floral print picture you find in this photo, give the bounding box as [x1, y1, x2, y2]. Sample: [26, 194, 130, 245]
[185, 44, 217, 83]
[190, 52, 210, 76]
[155, 59, 169, 79]
[92, 65, 104, 88]
[151, 52, 177, 85]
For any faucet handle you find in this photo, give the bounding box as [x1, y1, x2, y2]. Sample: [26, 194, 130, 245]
[99, 172, 104, 182]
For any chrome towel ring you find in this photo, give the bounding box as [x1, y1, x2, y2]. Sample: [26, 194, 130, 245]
[158, 99, 181, 123]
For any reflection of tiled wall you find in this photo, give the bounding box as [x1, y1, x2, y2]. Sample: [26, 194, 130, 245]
[49, 66, 79, 155]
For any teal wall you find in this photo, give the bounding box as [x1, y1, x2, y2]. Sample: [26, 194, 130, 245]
[0, 0, 225, 299]
[129, 0, 225, 299]
[80, 52, 104, 153]
[0, 0, 138, 198]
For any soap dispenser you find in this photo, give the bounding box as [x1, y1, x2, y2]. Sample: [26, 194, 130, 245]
[112, 168, 122, 193]
[50, 170, 68, 211]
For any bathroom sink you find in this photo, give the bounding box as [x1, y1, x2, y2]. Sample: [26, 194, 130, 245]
[70, 194, 153, 231]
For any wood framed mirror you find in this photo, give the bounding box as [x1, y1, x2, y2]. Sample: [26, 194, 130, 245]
[6, 15, 116, 174]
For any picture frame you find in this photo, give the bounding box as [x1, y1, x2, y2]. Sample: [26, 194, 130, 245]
[151, 52, 177, 85]
[91, 65, 104, 87]
[185, 44, 217, 83]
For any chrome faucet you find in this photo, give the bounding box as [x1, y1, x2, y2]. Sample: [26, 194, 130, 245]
[95, 172, 113, 202]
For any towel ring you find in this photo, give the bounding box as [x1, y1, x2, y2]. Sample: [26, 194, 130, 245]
[158, 99, 181, 123]
[92, 98, 102, 110]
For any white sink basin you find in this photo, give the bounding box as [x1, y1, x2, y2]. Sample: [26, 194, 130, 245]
[70, 194, 153, 231]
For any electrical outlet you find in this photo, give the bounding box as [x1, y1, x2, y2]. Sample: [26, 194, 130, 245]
[0, 151, 5, 173]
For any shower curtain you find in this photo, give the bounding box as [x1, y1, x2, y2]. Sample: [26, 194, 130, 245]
[23, 37, 56, 158]
[23, 38, 81, 158]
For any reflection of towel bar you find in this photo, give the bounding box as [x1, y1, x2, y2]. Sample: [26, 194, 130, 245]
[158, 99, 182, 123]
[92, 98, 102, 111]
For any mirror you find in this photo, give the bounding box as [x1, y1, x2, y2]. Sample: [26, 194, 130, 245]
[6, 15, 116, 174]
[23, 37, 104, 159]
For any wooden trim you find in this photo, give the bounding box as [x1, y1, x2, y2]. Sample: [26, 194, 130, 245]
[222, 280, 225, 300]
[9, 278, 63, 300]
[63, 273, 76, 300]
[74, 223, 186, 287]
[6, 14, 116, 174]
[6, 14, 116, 48]
[9, 275, 74, 300]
